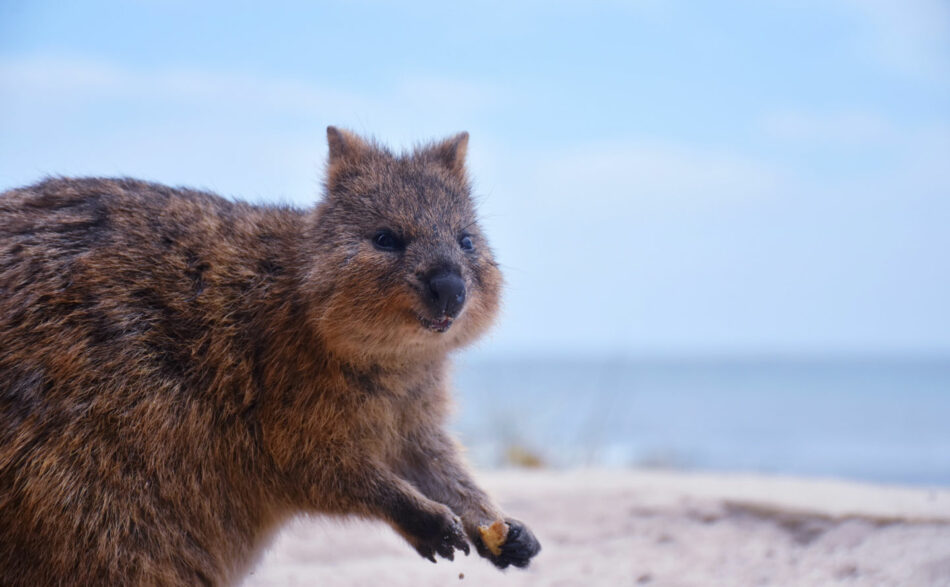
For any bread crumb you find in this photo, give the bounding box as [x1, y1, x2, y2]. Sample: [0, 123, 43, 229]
[478, 520, 510, 556]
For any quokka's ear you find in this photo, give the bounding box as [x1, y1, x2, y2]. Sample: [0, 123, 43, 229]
[428, 132, 470, 178]
[327, 126, 370, 164]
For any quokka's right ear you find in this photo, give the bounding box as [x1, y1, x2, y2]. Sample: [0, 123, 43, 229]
[326, 126, 370, 164]
[427, 132, 470, 179]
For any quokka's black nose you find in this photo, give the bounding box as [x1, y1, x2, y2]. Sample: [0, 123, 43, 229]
[426, 271, 466, 318]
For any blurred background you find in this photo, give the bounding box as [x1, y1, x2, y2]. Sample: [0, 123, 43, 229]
[2, 1, 948, 485]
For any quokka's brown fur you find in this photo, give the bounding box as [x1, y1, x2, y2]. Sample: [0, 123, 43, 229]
[0, 128, 540, 585]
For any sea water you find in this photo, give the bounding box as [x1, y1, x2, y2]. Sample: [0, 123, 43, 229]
[451, 357, 950, 486]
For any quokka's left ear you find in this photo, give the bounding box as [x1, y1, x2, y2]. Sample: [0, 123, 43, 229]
[427, 132, 469, 179]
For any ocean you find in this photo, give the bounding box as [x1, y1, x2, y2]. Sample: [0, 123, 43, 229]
[450, 357, 950, 486]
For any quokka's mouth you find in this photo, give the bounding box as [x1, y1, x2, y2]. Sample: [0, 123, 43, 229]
[417, 314, 454, 333]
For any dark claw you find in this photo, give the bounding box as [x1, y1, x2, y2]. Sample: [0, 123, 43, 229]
[419, 547, 437, 563]
[436, 536, 456, 561]
[413, 514, 469, 563]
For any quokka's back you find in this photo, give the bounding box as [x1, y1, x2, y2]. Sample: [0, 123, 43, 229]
[0, 129, 540, 585]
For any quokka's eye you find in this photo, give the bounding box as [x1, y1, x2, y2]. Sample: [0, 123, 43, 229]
[459, 235, 474, 251]
[372, 230, 404, 252]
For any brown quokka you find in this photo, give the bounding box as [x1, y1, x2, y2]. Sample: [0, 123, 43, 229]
[0, 128, 540, 585]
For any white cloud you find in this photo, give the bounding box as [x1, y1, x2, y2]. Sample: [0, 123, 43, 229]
[0, 55, 367, 113]
[524, 141, 782, 208]
[840, 0, 950, 82]
[759, 110, 894, 145]
[0, 55, 506, 131]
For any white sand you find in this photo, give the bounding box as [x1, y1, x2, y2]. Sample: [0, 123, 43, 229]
[243, 470, 950, 586]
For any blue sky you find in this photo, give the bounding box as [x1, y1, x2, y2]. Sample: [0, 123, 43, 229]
[1, 0, 948, 357]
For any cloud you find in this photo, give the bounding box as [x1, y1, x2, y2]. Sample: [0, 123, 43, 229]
[0, 55, 507, 131]
[759, 110, 894, 145]
[755, 108, 950, 199]
[839, 0, 950, 82]
[523, 141, 782, 208]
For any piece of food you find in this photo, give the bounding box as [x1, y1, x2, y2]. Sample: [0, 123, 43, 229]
[478, 520, 510, 556]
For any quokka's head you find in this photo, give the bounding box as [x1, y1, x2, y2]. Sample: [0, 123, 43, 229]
[302, 127, 502, 362]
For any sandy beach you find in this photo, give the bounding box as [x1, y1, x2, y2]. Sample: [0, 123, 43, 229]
[243, 469, 950, 586]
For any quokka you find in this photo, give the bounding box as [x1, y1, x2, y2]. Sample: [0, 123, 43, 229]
[0, 128, 540, 585]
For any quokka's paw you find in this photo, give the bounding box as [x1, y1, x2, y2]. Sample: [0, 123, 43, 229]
[475, 518, 541, 569]
[410, 510, 471, 563]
